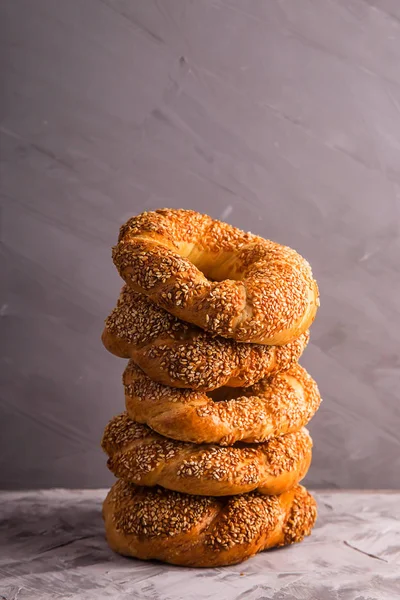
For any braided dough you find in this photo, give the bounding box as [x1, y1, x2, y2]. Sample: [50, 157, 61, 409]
[102, 413, 312, 496]
[103, 480, 317, 567]
[124, 361, 321, 446]
[102, 286, 309, 391]
[112, 209, 319, 345]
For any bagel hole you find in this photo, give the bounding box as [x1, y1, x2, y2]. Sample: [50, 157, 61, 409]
[184, 246, 245, 282]
[207, 386, 248, 402]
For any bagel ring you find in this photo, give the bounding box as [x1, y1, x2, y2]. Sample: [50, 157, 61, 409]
[102, 413, 312, 497]
[124, 361, 321, 446]
[112, 209, 319, 345]
[102, 286, 309, 391]
[103, 480, 317, 567]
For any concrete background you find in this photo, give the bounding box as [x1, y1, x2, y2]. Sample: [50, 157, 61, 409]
[1, 0, 399, 489]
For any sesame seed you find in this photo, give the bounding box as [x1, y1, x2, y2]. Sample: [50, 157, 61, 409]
[108, 479, 214, 538]
[281, 487, 318, 546]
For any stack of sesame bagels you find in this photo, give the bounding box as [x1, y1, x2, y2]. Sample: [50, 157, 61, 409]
[101, 208, 321, 568]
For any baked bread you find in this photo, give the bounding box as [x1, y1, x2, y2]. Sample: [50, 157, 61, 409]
[102, 286, 309, 391]
[103, 480, 317, 567]
[112, 209, 319, 345]
[102, 413, 312, 496]
[124, 361, 321, 445]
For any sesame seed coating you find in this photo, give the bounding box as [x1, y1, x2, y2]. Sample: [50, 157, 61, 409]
[102, 286, 309, 391]
[205, 494, 281, 550]
[124, 361, 321, 445]
[281, 488, 318, 546]
[102, 413, 312, 496]
[102, 481, 317, 567]
[107, 479, 214, 538]
[112, 209, 319, 345]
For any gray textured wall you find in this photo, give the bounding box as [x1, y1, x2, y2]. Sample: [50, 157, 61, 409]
[1, 0, 399, 490]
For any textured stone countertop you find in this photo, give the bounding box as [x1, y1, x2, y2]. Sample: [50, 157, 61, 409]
[0, 490, 399, 600]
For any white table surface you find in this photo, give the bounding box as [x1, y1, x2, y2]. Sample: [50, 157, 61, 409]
[1, 489, 399, 600]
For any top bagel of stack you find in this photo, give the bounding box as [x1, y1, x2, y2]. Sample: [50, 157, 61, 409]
[101, 208, 321, 567]
[112, 208, 319, 345]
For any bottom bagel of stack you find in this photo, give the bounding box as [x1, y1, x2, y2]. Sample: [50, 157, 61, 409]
[101, 411, 317, 567]
[103, 480, 316, 568]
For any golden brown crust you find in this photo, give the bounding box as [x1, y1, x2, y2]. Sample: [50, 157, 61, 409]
[124, 362, 321, 445]
[102, 481, 317, 567]
[102, 413, 312, 496]
[112, 209, 319, 345]
[102, 286, 309, 391]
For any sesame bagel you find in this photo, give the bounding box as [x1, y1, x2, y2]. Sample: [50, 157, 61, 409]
[103, 480, 317, 567]
[124, 362, 321, 446]
[112, 209, 319, 345]
[102, 413, 312, 497]
[102, 286, 309, 391]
